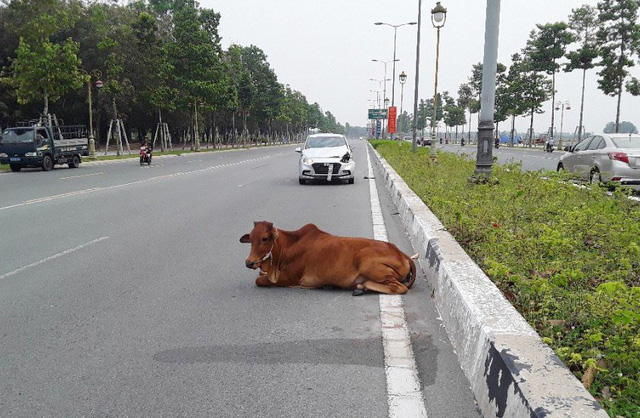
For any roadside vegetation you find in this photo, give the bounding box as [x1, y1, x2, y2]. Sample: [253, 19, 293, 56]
[373, 140, 639, 417]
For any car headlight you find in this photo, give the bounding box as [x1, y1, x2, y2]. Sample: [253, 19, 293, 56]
[25, 152, 37, 157]
[0, 152, 7, 158]
[301, 156, 314, 165]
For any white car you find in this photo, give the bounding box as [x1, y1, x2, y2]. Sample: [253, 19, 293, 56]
[557, 133, 640, 190]
[296, 133, 355, 184]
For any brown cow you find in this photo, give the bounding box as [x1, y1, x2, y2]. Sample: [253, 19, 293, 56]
[239, 221, 416, 296]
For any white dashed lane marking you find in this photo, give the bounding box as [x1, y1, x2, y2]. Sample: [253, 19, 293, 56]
[0, 155, 277, 212]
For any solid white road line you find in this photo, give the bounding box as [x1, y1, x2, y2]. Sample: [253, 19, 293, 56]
[0, 236, 109, 280]
[366, 145, 428, 418]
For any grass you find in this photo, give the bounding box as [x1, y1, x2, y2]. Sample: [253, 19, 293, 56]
[373, 140, 639, 418]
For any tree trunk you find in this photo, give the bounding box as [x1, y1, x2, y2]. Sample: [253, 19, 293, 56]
[529, 108, 535, 147]
[467, 108, 471, 141]
[578, 68, 586, 141]
[43, 93, 49, 118]
[615, 89, 622, 133]
[550, 67, 556, 138]
[510, 115, 516, 147]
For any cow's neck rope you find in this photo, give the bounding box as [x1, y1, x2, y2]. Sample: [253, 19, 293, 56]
[260, 235, 278, 266]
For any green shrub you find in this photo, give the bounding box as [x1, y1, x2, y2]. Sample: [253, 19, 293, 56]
[373, 140, 640, 417]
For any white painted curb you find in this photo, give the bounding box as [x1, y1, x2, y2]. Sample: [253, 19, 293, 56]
[369, 144, 608, 418]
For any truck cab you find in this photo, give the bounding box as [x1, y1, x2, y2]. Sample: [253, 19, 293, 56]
[0, 124, 88, 172]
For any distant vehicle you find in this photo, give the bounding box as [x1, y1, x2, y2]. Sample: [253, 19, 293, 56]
[139, 144, 152, 165]
[557, 134, 640, 190]
[0, 122, 88, 172]
[296, 133, 355, 184]
[545, 138, 555, 152]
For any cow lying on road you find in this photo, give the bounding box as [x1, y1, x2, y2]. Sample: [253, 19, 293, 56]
[239, 221, 416, 295]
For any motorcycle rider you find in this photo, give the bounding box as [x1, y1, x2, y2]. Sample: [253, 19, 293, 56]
[545, 137, 555, 152]
[494, 137, 500, 148]
[140, 138, 152, 163]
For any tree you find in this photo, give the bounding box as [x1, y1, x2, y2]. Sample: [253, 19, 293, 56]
[603, 120, 637, 133]
[564, 5, 599, 141]
[443, 92, 465, 140]
[457, 83, 474, 141]
[596, 0, 640, 133]
[512, 51, 552, 145]
[1, 0, 84, 117]
[502, 53, 532, 146]
[525, 22, 574, 138]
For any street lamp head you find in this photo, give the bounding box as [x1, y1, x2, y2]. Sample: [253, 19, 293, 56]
[431, 1, 447, 28]
[399, 71, 407, 84]
[374, 22, 384, 25]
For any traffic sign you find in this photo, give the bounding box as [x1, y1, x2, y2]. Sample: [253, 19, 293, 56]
[368, 109, 387, 120]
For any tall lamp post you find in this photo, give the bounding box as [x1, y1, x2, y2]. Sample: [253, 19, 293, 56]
[429, 1, 447, 160]
[372, 59, 398, 139]
[374, 21, 417, 139]
[555, 100, 570, 149]
[474, 0, 501, 177]
[399, 71, 407, 135]
[81, 69, 103, 160]
[411, 0, 424, 153]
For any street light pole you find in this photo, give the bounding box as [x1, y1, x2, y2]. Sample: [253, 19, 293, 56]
[399, 71, 407, 135]
[474, 0, 501, 177]
[412, 0, 423, 153]
[374, 22, 417, 110]
[429, 1, 447, 160]
[555, 100, 570, 149]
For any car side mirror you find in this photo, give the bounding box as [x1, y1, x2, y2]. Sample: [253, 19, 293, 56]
[295, 147, 302, 153]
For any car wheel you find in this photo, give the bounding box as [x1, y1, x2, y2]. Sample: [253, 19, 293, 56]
[42, 155, 53, 171]
[348, 178, 354, 184]
[299, 178, 305, 185]
[557, 163, 564, 171]
[590, 168, 602, 185]
[9, 164, 21, 172]
[68, 155, 80, 168]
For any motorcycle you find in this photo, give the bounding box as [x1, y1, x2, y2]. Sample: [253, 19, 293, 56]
[545, 140, 555, 153]
[460, 138, 465, 147]
[140, 146, 152, 165]
[494, 138, 500, 149]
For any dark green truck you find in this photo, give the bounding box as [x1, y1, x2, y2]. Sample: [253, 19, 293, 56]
[0, 124, 89, 172]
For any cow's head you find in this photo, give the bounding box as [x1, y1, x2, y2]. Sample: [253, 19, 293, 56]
[239, 221, 278, 269]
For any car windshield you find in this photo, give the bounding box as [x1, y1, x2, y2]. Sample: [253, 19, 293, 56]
[611, 135, 640, 149]
[306, 136, 345, 148]
[1, 128, 35, 143]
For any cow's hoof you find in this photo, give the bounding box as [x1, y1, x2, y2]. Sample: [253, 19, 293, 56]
[352, 288, 366, 296]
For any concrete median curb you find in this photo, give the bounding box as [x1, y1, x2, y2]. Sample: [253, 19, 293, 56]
[369, 144, 608, 418]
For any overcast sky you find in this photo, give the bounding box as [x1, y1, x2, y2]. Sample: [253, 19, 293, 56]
[206, 0, 640, 137]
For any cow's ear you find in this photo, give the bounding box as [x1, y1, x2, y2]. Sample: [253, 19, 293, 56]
[239, 234, 251, 243]
[265, 222, 273, 231]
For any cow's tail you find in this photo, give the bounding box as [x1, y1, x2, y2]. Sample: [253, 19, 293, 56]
[403, 256, 417, 289]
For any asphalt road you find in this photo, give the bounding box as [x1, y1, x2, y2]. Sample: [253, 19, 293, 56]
[436, 142, 561, 172]
[0, 144, 480, 417]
